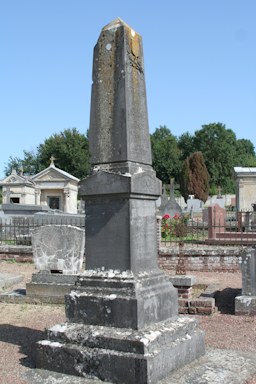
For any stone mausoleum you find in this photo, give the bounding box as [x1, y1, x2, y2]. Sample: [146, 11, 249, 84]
[234, 167, 256, 211]
[0, 158, 79, 213]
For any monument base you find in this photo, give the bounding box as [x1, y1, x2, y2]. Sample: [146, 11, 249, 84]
[235, 295, 256, 315]
[36, 317, 205, 384]
[26, 273, 78, 303]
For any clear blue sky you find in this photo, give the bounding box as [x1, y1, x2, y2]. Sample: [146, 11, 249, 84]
[1, 0, 256, 179]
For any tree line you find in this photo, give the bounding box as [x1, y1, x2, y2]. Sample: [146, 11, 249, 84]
[4, 123, 256, 202]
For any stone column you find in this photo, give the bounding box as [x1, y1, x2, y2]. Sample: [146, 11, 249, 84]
[35, 188, 41, 205]
[36, 18, 205, 383]
[5, 186, 10, 203]
[64, 188, 70, 213]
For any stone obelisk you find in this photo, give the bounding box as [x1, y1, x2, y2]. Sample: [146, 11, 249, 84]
[36, 18, 205, 383]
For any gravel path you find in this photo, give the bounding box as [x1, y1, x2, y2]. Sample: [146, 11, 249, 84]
[0, 261, 256, 383]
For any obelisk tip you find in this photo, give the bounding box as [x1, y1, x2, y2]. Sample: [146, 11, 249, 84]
[102, 18, 137, 35]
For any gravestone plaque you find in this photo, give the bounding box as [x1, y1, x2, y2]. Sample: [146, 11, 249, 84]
[31, 225, 84, 274]
[26, 225, 85, 301]
[36, 18, 205, 383]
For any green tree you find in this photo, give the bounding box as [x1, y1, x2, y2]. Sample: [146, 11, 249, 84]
[235, 139, 256, 167]
[179, 157, 190, 202]
[193, 123, 237, 194]
[4, 128, 90, 179]
[180, 152, 209, 202]
[4, 150, 42, 176]
[178, 131, 195, 161]
[150, 126, 181, 184]
[4, 156, 23, 176]
[37, 128, 90, 179]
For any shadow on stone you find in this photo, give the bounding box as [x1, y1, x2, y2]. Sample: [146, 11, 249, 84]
[215, 288, 242, 314]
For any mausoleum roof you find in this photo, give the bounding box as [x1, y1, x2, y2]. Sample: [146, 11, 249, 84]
[234, 167, 256, 175]
[0, 169, 34, 186]
[31, 163, 79, 182]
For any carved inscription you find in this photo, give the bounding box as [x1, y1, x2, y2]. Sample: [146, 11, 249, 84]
[127, 47, 144, 74]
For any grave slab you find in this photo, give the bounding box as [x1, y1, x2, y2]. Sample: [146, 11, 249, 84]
[0, 272, 23, 290]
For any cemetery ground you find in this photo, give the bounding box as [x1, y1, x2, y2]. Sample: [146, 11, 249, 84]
[0, 261, 255, 384]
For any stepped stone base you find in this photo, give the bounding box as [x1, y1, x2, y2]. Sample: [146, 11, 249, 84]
[235, 295, 256, 315]
[36, 317, 205, 384]
[26, 273, 78, 302]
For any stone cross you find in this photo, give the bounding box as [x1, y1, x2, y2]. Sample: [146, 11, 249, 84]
[49, 155, 56, 166]
[167, 177, 180, 199]
[217, 185, 222, 198]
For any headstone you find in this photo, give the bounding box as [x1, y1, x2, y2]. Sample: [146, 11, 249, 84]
[36, 18, 205, 383]
[159, 178, 182, 217]
[26, 225, 85, 301]
[235, 248, 256, 315]
[31, 225, 84, 273]
[187, 198, 203, 214]
[208, 204, 226, 239]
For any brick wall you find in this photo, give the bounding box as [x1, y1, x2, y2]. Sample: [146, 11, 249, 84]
[0, 244, 244, 272]
[159, 246, 242, 272]
[0, 245, 33, 262]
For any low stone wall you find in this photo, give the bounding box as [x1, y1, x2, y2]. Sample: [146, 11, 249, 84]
[0, 245, 33, 263]
[0, 244, 247, 273]
[158, 246, 245, 272]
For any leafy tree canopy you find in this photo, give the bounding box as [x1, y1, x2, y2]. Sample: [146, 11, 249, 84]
[235, 139, 256, 167]
[177, 131, 195, 161]
[180, 152, 209, 202]
[151, 122, 256, 196]
[4, 128, 90, 180]
[150, 126, 181, 184]
[192, 123, 238, 193]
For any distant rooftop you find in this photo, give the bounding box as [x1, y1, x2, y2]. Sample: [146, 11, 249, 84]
[234, 167, 256, 174]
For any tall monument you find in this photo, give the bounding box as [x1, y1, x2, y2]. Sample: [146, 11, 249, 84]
[36, 18, 205, 383]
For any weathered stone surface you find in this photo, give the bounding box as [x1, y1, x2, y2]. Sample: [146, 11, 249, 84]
[0, 272, 23, 290]
[235, 295, 256, 315]
[239, 247, 256, 295]
[79, 170, 161, 198]
[26, 272, 78, 302]
[36, 18, 205, 383]
[235, 247, 256, 315]
[66, 271, 178, 329]
[37, 317, 205, 384]
[31, 225, 84, 274]
[169, 275, 197, 287]
[89, 18, 152, 168]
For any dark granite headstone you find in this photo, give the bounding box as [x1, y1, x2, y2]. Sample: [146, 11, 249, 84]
[36, 18, 205, 383]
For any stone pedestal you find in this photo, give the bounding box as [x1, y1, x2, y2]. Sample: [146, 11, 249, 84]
[37, 317, 204, 384]
[235, 247, 256, 315]
[26, 272, 78, 303]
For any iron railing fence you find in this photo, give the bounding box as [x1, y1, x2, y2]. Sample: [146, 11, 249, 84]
[0, 216, 85, 245]
[1, 210, 256, 247]
[160, 210, 256, 247]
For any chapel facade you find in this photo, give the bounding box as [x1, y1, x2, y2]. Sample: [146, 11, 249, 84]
[234, 167, 256, 211]
[0, 158, 79, 214]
